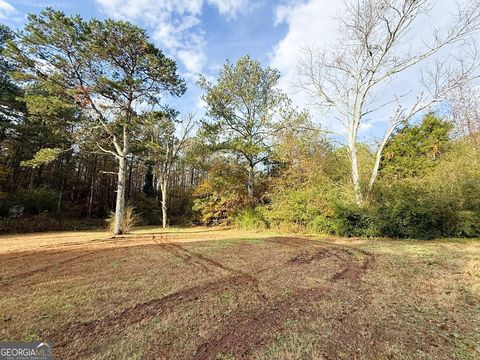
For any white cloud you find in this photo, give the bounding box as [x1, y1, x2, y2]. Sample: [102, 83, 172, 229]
[270, 1, 342, 90]
[95, 0, 250, 75]
[177, 49, 207, 76]
[0, 0, 15, 20]
[269, 0, 344, 132]
[208, 0, 250, 17]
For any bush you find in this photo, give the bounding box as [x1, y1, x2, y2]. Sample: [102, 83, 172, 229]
[332, 201, 378, 237]
[369, 178, 480, 239]
[264, 181, 377, 237]
[233, 208, 268, 230]
[306, 215, 338, 234]
[169, 189, 195, 225]
[264, 185, 333, 233]
[0, 187, 59, 217]
[0, 214, 104, 234]
[106, 206, 139, 234]
[16, 187, 59, 215]
[369, 135, 480, 239]
[133, 196, 161, 225]
[456, 211, 480, 237]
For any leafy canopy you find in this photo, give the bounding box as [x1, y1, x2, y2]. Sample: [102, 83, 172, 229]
[7, 8, 186, 149]
[198, 55, 288, 168]
[380, 113, 453, 179]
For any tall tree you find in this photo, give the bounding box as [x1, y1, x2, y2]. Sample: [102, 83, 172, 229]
[198, 55, 288, 198]
[7, 9, 186, 234]
[0, 24, 23, 144]
[143, 110, 195, 228]
[298, 0, 480, 204]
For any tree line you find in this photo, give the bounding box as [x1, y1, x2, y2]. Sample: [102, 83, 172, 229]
[1, 1, 479, 238]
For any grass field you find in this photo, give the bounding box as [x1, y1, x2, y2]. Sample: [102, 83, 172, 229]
[0, 227, 479, 359]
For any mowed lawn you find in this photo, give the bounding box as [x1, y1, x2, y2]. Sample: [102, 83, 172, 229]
[0, 228, 479, 360]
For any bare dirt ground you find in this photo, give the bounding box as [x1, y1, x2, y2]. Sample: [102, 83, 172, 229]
[0, 228, 479, 359]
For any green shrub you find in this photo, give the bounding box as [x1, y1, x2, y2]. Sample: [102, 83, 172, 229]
[455, 211, 480, 237]
[0, 214, 104, 234]
[370, 180, 468, 239]
[0, 187, 59, 218]
[133, 196, 161, 225]
[329, 201, 377, 237]
[264, 186, 328, 231]
[370, 133, 480, 239]
[306, 215, 337, 234]
[233, 208, 268, 230]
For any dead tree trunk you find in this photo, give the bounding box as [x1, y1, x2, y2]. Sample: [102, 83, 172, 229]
[349, 143, 362, 204]
[113, 154, 126, 235]
[160, 176, 168, 228]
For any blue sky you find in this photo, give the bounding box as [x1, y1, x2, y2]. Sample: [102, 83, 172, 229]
[0, 0, 477, 142]
[0, 0, 290, 125]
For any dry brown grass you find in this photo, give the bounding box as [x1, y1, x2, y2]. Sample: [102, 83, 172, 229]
[0, 228, 478, 359]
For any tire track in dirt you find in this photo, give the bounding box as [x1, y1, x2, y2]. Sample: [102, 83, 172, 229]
[194, 243, 373, 360]
[159, 242, 268, 301]
[192, 239, 375, 359]
[322, 247, 376, 359]
[266, 238, 378, 360]
[0, 251, 97, 285]
[46, 274, 257, 358]
[160, 243, 213, 273]
[266, 237, 374, 281]
[44, 237, 374, 359]
[287, 247, 330, 265]
[46, 240, 267, 357]
[267, 239, 377, 359]
[193, 286, 329, 360]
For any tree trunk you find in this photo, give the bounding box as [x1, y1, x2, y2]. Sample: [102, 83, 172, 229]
[29, 168, 35, 189]
[155, 175, 160, 206]
[247, 164, 254, 198]
[126, 159, 133, 202]
[57, 150, 69, 214]
[369, 150, 382, 192]
[88, 175, 95, 218]
[57, 179, 65, 214]
[190, 167, 195, 187]
[160, 178, 168, 229]
[369, 129, 394, 191]
[349, 144, 363, 205]
[87, 157, 97, 218]
[113, 155, 126, 235]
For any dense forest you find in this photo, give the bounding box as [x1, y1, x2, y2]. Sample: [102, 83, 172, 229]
[1, 2, 479, 239]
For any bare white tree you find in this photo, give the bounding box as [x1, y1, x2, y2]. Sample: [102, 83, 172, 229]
[298, 0, 480, 204]
[448, 76, 480, 140]
[145, 112, 196, 228]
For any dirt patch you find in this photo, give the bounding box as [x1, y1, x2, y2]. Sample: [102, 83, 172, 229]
[1, 251, 96, 285]
[287, 248, 329, 264]
[47, 274, 255, 357]
[193, 239, 374, 359]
